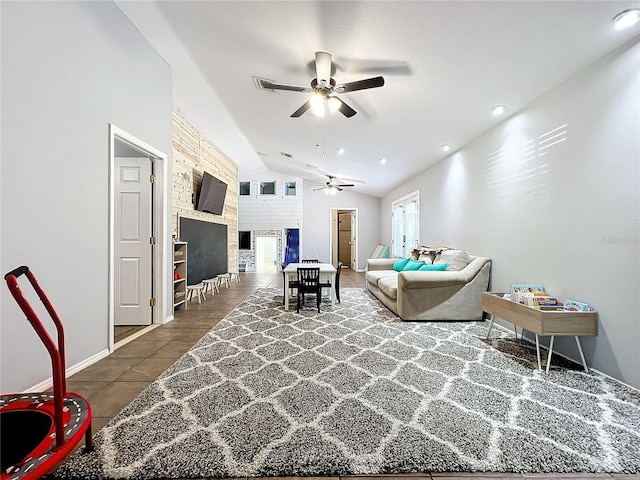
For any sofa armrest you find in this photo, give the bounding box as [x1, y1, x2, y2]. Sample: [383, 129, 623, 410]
[398, 257, 492, 289]
[366, 258, 397, 271]
[398, 270, 467, 288]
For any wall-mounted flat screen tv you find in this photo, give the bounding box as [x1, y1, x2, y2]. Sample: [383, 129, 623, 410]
[196, 172, 227, 215]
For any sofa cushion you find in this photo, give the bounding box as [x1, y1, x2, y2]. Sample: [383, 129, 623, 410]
[378, 276, 398, 300]
[419, 263, 449, 271]
[402, 260, 425, 271]
[435, 250, 470, 271]
[365, 270, 397, 286]
[393, 258, 411, 272]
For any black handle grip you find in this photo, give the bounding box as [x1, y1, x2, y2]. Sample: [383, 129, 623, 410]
[4, 265, 29, 280]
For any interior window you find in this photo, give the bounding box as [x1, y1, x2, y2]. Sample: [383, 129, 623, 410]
[284, 181, 296, 196]
[238, 231, 251, 250]
[239, 182, 250, 195]
[259, 181, 276, 195]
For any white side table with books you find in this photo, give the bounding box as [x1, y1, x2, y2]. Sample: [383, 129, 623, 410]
[482, 292, 598, 373]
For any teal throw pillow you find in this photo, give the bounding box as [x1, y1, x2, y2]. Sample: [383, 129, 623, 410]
[402, 260, 425, 271]
[419, 263, 449, 271]
[392, 258, 411, 272]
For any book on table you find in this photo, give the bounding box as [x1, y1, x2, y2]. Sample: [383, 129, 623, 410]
[510, 284, 546, 304]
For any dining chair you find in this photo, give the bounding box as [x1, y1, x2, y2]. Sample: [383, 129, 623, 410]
[296, 267, 321, 313]
[301, 259, 320, 263]
[319, 262, 342, 304]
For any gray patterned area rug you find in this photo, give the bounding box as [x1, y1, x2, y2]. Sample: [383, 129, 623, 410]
[57, 288, 640, 479]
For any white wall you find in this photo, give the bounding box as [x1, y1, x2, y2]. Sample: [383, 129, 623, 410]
[303, 181, 381, 270]
[238, 171, 303, 231]
[0, 2, 173, 392]
[381, 39, 640, 389]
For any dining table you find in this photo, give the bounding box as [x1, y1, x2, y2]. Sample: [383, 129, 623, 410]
[283, 263, 337, 310]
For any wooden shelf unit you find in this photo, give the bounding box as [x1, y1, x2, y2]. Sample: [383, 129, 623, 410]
[483, 292, 598, 372]
[173, 242, 187, 311]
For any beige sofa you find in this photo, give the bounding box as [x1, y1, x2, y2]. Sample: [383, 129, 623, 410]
[365, 253, 491, 321]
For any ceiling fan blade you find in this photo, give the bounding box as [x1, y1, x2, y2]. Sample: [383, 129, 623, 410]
[315, 51, 332, 88]
[291, 100, 312, 118]
[260, 80, 311, 93]
[338, 76, 385, 93]
[336, 184, 355, 187]
[313, 187, 327, 191]
[338, 99, 357, 118]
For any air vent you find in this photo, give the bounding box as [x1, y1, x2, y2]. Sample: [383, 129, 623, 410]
[257, 152, 269, 158]
[305, 164, 318, 169]
[253, 76, 274, 92]
[280, 152, 293, 158]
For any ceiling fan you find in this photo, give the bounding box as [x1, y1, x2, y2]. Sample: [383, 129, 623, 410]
[313, 175, 355, 194]
[259, 51, 384, 118]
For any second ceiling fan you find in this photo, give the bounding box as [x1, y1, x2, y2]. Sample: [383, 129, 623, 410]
[260, 51, 384, 118]
[314, 175, 355, 194]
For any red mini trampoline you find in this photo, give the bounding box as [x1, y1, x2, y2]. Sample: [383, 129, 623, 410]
[2, 266, 93, 480]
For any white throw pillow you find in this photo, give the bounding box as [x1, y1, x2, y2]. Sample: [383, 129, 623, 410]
[435, 250, 470, 271]
[417, 255, 433, 265]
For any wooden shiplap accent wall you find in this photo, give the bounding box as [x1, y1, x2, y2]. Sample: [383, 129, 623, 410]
[172, 107, 239, 271]
[237, 179, 303, 231]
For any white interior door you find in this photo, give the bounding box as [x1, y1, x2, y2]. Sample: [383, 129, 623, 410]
[114, 157, 152, 325]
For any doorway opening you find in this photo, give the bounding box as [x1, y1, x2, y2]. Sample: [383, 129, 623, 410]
[330, 208, 358, 270]
[255, 236, 278, 272]
[109, 125, 168, 352]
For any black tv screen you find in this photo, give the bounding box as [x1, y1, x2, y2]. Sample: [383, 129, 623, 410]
[196, 172, 227, 215]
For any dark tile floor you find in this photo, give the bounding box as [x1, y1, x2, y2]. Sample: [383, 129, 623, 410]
[54, 269, 638, 480]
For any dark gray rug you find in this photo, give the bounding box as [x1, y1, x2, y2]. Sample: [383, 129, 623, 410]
[57, 288, 640, 479]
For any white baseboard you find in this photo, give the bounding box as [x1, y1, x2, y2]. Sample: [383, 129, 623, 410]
[164, 314, 175, 324]
[25, 348, 110, 393]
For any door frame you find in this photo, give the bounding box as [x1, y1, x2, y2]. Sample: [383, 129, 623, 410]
[109, 124, 168, 352]
[329, 207, 359, 270]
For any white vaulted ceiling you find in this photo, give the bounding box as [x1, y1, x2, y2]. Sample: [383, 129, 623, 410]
[119, 1, 640, 197]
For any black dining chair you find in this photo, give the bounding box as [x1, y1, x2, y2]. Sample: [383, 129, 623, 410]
[320, 262, 342, 304]
[301, 259, 320, 263]
[296, 267, 321, 313]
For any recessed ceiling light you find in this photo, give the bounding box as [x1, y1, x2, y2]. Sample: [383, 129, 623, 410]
[379, 158, 387, 164]
[338, 147, 345, 155]
[492, 105, 507, 115]
[442, 144, 451, 152]
[614, 9, 640, 29]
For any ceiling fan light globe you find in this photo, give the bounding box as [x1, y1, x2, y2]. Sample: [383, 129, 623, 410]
[614, 9, 640, 29]
[327, 96, 342, 113]
[310, 93, 324, 109]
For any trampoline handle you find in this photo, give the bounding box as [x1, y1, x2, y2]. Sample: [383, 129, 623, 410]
[5, 265, 68, 449]
[4, 265, 29, 280]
